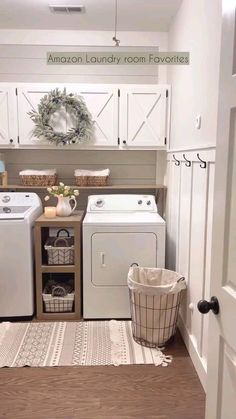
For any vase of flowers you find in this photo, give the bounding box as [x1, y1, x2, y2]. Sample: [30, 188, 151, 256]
[45, 183, 79, 216]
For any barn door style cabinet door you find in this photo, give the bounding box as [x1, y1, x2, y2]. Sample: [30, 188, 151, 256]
[0, 84, 18, 147]
[16, 83, 119, 148]
[0, 83, 170, 149]
[119, 85, 170, 148]
[76, 85, 119, 148]
[17, 84, 53, 146]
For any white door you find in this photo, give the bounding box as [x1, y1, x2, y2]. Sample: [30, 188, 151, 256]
[204, 2, 236, 418]
[17, 83, 118, 147]
[0, 84, 18, 147]
[120, 85, 169, 148]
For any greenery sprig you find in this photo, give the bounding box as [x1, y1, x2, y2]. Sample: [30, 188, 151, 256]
[28, 88, 93, 146]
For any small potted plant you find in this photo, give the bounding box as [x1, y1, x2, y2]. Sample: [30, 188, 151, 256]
[45, 182, 79, 216]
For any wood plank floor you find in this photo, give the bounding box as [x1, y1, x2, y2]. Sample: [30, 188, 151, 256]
[0, 334, 205, 419]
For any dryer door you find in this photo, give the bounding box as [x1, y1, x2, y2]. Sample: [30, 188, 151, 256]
[91, 232, 157, 286]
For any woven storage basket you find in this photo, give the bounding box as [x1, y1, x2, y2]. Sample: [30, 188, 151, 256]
[44, 229, 74, 265]
[74, 169, 109, 186]
[20, 174, 57, 186]
[43, 286, 74, 313]
[75, 175, 108, 186]
[75, 176, 89, 186]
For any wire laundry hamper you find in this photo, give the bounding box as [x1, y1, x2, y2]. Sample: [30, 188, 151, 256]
[128, 267, 186, 347]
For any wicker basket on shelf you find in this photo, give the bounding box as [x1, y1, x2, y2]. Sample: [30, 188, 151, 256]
[19, 170, 57, 186]
[44, 229, 74, 265]
[74, 169, 110, 186]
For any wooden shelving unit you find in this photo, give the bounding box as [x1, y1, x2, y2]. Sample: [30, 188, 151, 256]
[34, 212, 84, 320]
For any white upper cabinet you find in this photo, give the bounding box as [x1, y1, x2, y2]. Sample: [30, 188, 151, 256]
[17, 84, 118, 147]
[0, 83, 170, 149]
[0, 85, 18, 147]
[119, 85, 169, 148]
[76, 85, 118, 148]
[17, 84, 53, 146]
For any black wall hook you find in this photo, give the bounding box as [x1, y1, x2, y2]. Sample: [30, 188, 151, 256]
[173, 154, 180, 166]
[183, 154, 191, 167]
[197, 153, 207, 168]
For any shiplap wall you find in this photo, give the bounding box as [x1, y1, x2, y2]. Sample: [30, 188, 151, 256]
[0, 30, 168, 204]
[0, 45, 160, 84]
[4, 149, 159, 208]
[166, 148, 215, 390]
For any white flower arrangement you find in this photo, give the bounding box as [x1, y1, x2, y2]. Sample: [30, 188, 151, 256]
[45, 182, 79, 201]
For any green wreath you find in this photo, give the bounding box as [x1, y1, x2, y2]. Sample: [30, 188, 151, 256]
[28, 88, 93, 145]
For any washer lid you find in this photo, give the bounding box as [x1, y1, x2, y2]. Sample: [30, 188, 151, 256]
[0, 206, 32, 219]
[0, 192, 41, 219]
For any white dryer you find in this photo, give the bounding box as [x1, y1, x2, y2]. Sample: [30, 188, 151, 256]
[83, 194, 165, 319]
[0, 192, 42, 318]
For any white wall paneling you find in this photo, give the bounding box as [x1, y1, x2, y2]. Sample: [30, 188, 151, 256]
[166, 149, 216, 390]
[167, 0, 221, 150]
[166, 159, 181, 271]
[0, 31, 168, 84]
[0, 85, 18, 147]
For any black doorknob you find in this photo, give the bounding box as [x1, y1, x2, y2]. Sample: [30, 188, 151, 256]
[197, 296, 219, 315]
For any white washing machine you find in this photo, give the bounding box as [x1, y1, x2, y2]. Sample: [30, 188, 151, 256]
[0, 192, 42, 318]
[83, 194, 165, 319]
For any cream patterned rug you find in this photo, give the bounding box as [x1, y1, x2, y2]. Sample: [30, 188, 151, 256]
[0, 320, 172, 368]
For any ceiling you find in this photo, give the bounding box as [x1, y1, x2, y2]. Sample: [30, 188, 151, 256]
[0, 0, 182, 31]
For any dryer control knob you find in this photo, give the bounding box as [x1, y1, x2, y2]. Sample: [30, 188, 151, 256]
[2, 195, 10, 203]
[96, 199, 104, 207]
[146, 200, 151, 205]
[138, 200, 143, 205]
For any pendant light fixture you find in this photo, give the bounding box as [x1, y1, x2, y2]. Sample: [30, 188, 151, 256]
[112, 0, 120, 46]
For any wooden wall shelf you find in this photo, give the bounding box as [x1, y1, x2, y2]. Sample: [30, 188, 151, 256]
[0, 184, 167, 190]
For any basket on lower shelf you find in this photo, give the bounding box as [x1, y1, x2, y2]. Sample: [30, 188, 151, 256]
[43, 286, 74, 313]
[44, 229, 74, 265]
[74, 168, 110, 186]
[19, 169, 57, 186]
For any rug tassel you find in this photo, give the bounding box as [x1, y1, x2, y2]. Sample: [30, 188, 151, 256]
[0, 322, 10, 346]
[109, 320, 122, 366]
[152, 348, 173, 367]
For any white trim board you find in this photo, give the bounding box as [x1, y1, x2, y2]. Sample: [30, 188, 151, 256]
[178, 315, 207, 391]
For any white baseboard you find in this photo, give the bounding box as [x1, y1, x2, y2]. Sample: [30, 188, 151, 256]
[178, 315, 207, 391]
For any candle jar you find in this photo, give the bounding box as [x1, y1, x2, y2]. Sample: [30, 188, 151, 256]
[44, 206, 57, 218]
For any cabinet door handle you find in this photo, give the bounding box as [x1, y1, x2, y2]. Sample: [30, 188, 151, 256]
[100, 252, 106, 267]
